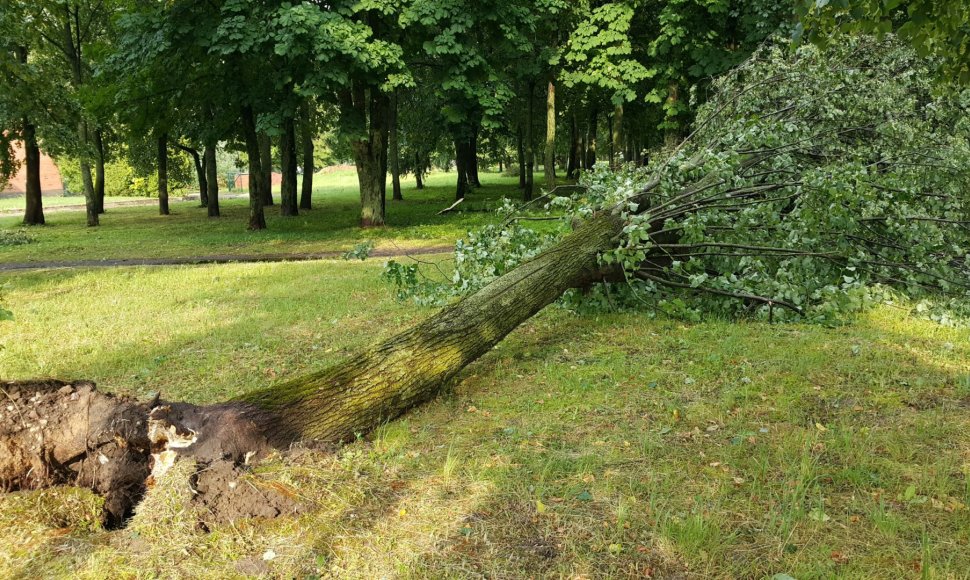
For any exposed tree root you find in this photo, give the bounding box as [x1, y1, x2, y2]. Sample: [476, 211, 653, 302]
[0, 380, 299, 528]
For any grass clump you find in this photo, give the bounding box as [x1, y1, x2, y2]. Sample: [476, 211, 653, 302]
[0, 228, 33, 246]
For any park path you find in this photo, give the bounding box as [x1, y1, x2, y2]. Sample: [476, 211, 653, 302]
[0, 245, 454, 272]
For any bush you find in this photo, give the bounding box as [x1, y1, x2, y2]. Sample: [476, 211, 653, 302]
[59, 156, 189, 197]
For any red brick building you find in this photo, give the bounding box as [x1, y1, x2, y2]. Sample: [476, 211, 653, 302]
[1, 140, 64, 195]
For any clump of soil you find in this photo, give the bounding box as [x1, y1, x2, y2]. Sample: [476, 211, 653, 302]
[0, 380, 151, 527]
[0, 380, 302, 528]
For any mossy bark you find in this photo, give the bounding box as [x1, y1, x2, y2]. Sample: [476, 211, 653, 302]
[242, 211, 625, 443]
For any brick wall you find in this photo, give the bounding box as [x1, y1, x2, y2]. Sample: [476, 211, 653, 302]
[1, 140, 64, 195]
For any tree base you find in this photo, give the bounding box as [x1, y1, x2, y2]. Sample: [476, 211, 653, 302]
[0, 380, 300, 529]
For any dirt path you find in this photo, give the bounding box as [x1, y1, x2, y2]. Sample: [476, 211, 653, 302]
[0, 245, 454, 272]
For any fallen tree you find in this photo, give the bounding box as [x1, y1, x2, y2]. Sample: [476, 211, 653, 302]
[2, 36, 969, 525]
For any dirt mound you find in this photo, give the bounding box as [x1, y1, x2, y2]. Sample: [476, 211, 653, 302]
[0, 380, 301, 528]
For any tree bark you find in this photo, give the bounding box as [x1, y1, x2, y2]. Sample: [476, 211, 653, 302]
[300, 106, 314, 210]
[415, 152, 424, 190]
[259, 132, 274, 206]
[241, 106, 267, 230]
[204, 144, 220, 217]
[79, 122, 97, 227]
[390, 92, 403, 201]
[567, 113, 580, 179]
[242, 210, 625, 442]
[157, 134, 170, 216]
[454, 139, 468, 200]
[467, 123, 481, 188]
[613, 104, 624, 167]
[22, 118, 45, 226]
[94, 129, 106, 214]
[517, 123, 526, 189]
[177, 145, 207, 208]
[280, 116, 299, 217]
[351, 91, 388, 227]
[544, 80, 557, 190]
[524, 82, 535, 201]
[586, 107, 598, 170]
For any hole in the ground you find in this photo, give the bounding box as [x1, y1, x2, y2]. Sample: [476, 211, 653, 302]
[1, 380, 303, 530]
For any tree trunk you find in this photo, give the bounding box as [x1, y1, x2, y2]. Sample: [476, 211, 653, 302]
[467, 123, 482, 188]
[300, 106, 314, 210]
[585, 107, 598, 170]
[22, 118, 45, 226]
[177, 145, 207, 208]
[390, 92, 403, 201]
[280, 116, 299, 217]
[0, 210, 626, 526]
[524, 82, 535, 201]
[204, 144, 220, 218]
[613, 104, 624, 167]
[94, 129, 106, 214]
[544, 80, 557, 190]
[567, 113, 580, 179]
[243, 210, 625, 442]
[259, 132, 274, 206]
[157, 134, 170, 216]
[79, 122, 97, 227]
[454, 139, 468, 200]
[415, 152, 424, 190]
[242, 106, 267, 230]
[352, 92, 387, 227]
[517, 123, 526, 189]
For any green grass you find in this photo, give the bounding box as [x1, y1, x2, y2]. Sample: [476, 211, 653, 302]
[0, 194, 149, 212]
[0, 170, 525, 264]
[1, 258, 968, 578]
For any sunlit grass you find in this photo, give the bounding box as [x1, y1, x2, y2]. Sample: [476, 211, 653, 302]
[1, 259, 968, 578]
[0, 194, 149, 212]
[0, 170, 530, 264]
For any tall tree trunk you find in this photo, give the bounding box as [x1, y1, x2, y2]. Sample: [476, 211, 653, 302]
[585, 107, 598, 170]
[454, 139, 468, 200]
[259, 133, 274, 206]
[157, 134, 170, 216]
[517, 123, 526, 189]
[22, 118, 45, 226]
[79, 122, 97, 227]
[415, 152, 424, 190]
[241, 106, 267, 230]
[204, 144, 220, 218]
[280, 117, 299, 217]
[390, 92, 403, 201]
[524, 81, 535, 201]
[608, 114, 615, 168]
[566, 113, 580, 179]
[94, 129, 106, 214]
[351, 91, 388, 227]
[177, 145, 207, 208]
[243, 210, 625, 442]
[467, 123, 481, 188]
[544, 80, 557, 190]
[613, 104, 624, 167]
[300, 106, 314, 210]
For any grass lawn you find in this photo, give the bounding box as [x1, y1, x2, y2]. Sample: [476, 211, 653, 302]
[1, 257, 968, 578]
[0, 170, 527, 264]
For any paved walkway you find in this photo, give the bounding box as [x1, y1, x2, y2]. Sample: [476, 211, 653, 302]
[0, 245, 453, 272]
